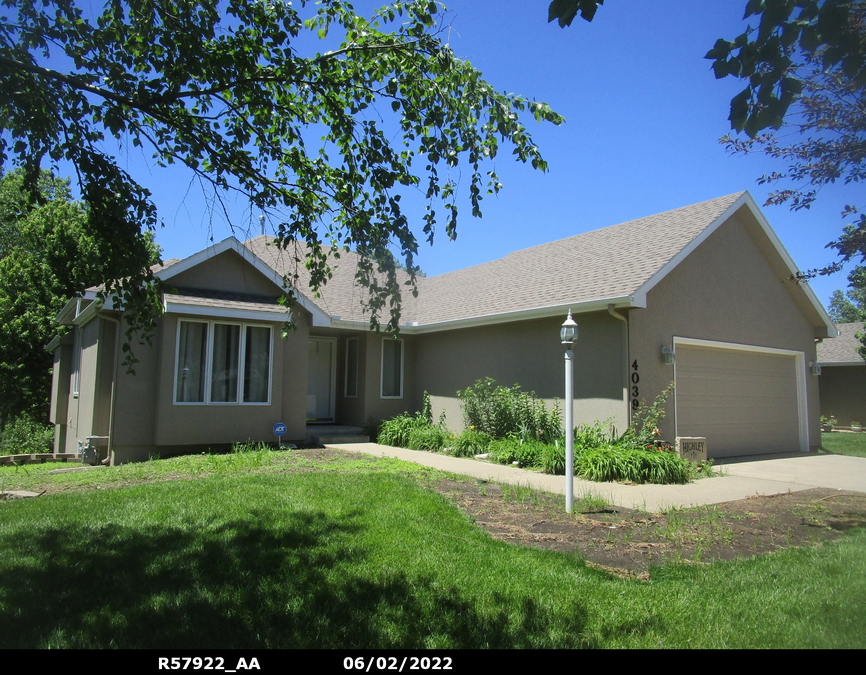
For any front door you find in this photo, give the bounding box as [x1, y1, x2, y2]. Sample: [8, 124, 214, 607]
[307, 337, 337, 422]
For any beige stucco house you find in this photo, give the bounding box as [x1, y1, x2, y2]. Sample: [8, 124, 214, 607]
[48, 191, 836, 463]
[817, 321, 866, 428]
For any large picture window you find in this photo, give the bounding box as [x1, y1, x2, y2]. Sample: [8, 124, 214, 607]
[381, 338, 403, 399]
[175, 320, 272, 404]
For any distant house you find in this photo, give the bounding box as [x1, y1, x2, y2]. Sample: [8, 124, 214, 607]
[817, 321, 866, 428]
[48, 191, 835, 463]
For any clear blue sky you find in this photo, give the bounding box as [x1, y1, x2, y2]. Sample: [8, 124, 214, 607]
[134, 0, 859, 307]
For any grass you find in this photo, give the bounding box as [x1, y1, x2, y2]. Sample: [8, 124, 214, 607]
[1, 448, 865, 648]
[822, 431, 866, 457]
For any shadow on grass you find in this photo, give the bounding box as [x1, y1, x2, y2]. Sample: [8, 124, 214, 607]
[0, 508, 594, 649]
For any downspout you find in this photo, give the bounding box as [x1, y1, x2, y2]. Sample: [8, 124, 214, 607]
[99, 312, 122, 467]
[607, 304, 629, 432]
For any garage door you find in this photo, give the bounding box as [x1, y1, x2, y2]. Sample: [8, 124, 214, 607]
[675, 341, 804, 457]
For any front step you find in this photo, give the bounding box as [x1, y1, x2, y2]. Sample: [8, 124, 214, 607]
[306, 425, 369, 446]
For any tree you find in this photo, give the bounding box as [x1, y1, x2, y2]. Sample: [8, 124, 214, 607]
[0, 169, 158, 422]
[0, 0, 563, 362]
[828, 265, 866, 321]
[547, 0, 866, 344]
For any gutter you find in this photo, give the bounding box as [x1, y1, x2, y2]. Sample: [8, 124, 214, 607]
[328, 295, 640, 334]
[607, 304, 630, 427]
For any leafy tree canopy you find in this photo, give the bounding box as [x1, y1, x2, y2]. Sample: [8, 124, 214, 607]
[828, 265, 866, 321]
[0, 169, 158, 421]
[0, 0, 563, 362]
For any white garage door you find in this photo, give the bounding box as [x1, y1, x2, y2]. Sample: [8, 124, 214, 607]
[675, 340, 804, 457]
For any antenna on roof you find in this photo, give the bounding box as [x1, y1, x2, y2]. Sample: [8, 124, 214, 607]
[259, 214, 265, 236]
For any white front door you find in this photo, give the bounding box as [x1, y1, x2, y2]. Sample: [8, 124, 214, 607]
[307, 338, 337, 422]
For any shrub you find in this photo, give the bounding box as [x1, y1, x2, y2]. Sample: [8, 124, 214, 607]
[618, 381, 675, 450]
[576, 445, 691, 485]
[377, 412, 428, 448]
[407, 425, 448, 451]
[486, 437, 548, 469]
[0, 416, 54, 456]
[447, 429, 492, 458]
[458, 378, 562, 441]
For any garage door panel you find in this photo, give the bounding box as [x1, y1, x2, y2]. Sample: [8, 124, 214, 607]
[676, 345, 800, 457]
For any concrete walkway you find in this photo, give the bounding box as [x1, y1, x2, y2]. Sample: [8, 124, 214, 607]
[324, 442, 866, 513]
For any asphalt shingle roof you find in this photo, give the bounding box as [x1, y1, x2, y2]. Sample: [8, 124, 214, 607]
[818, 322, 866, 364]
[244, 192, 745, 325]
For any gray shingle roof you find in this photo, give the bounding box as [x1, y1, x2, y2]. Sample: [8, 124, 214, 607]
[818, 322, 866, 364]
[245, 192, 745, 325]
[411, 192, 745, 324]
[243, 235, 420, 324]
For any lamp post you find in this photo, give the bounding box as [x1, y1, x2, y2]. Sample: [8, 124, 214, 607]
[560, 310, 578, 513]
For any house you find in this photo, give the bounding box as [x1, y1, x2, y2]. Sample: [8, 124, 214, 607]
[817, 322, 866, 428]
[47, 191, 836, 464]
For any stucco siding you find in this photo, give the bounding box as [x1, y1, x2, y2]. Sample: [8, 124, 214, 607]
[152, 312, 303, 447]
[411, 313, 628, 435]
[629, 210, 820, 449]
[820, 365, 866, 427]
[168, 249, 283, 297]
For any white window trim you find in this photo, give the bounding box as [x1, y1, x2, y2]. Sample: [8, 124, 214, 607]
[173, 318, 274, 406]
[380, 338, 404, 400]
[344, 337, 359, 399]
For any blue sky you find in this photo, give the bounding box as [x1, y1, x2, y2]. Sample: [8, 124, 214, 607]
[125, 0, 860, 307]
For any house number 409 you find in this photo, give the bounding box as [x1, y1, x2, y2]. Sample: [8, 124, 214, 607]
[631, 360, 640, 409]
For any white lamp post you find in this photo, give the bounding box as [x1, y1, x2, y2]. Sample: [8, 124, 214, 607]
[560, 310, 578, 513]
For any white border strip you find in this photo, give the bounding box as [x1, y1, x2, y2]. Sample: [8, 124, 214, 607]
[673, 336, 809, 453]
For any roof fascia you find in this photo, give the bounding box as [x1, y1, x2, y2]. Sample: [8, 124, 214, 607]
[817, 360, 866, 366]
[56, 297, 79, 325]
[333, 296, 638, 335]
[161, 237, 331, 326]
[80, 237, 331, 327]
[632, 192, 837, 334]
[164, 300, 293, 324]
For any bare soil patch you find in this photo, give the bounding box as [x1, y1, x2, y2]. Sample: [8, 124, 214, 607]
[428, 477, 866, 578]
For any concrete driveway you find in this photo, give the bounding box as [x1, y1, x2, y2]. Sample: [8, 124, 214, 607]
[715, 453, 866, 493]
[325, 442, 866, 513]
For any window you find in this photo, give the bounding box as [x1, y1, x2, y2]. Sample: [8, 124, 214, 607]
[381, 338, 403, 399]
[344, 338, 358, 398]
[175, 320, 272, 404]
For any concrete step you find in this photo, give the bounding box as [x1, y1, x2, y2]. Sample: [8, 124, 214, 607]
[306, 425, 369, 446]
[314, 434, 370, 445]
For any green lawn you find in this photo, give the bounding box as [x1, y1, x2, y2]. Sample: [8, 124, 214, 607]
[1, 449, 864, 648]
[822, 431, 866, 457]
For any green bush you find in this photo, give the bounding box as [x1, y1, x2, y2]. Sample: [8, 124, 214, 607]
[447, 429, 492, 458]
[618, 381, 675, 451]
[458, 377, 562, 441]
[407, 425, 448, 451]
[0, 416, 54, 456]
[576, 445, 691, 485]
[486, 437, 548, 469]
[377, 413, 429, 448]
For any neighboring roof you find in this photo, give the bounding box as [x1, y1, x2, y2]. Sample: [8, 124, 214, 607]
[818, 322, 866, 365]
